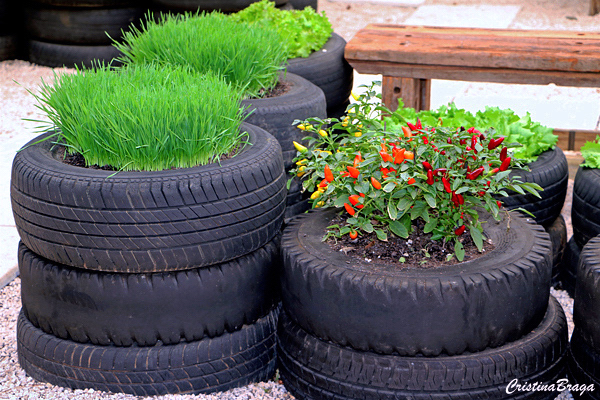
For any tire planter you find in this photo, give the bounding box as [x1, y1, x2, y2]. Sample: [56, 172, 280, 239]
[0, 35, 17, 61]
[11, 123, 286, 273]
[25, 6, 144, 45]
[497, 147, 568, 228]
[572, 236, 600, 352]
[287, 32, 353, 119]
[281, 207, 552, 357]
[572, 166, 600, 248]
[568, 336, 600, 399]
[18, 307, 278, 396]
[278, 297, 568, 400]
[19, 238, 280, 346]
[288, 0, 317, 9]
[151, 0, 287, 12]
[27, 39, 122, 68]
[560, 237, 581, 297]
[29, 0, 138, 6]
[285, 177, 309, 222]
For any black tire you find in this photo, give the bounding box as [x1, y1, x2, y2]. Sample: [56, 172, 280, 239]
[28, 0, 138, 6]
[27, 39, 122, 68]
[286, 32, 353, 118]
[547, 214, 567, 287]
[285, 177, 310, 221]
[561, 237, 581, 297]
[241, 73, 327, 171]
[568, 335, 600, 399]
[278, 297, 567, 400]
[151, 0, 286, 12]
[19, 238, 280, 347]
[17, 308, 278, 396]
[281, 208, 552, 357]
[573, 236, 600, 352]
[0, 35, 17, 60]
[11, 123, 285, 273]
[498, 147, 569, 227]
[25, 6, 144, 45]
[288, 0, 317, 10]
[572, 167, 600, 248]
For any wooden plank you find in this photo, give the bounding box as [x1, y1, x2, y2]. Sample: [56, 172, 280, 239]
[345, 25, 600, 73]
[554, 128, 600, 151]
[382, 77, 430, 112]
[349, 60, 600, 87]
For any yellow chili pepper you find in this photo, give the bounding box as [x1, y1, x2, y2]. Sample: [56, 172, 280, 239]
[297, 123, 310, 131]
[354, 130, 362, 137]
[296, 166, 306, 177]
[351, 91, 359, 101]
[296, 158, 308, 166]
[310, 191, 321, 200]
[318, 129, 328, 138]
[293, 141, 308, 153]
[315, 200, 325, 208]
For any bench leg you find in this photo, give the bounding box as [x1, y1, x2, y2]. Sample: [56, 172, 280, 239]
[382, 76, 431, 112]
[591, 0, 600, 15]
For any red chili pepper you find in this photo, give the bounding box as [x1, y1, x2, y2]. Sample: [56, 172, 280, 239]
[407, 122, 417, 131]
[426, 169, 434, 185]
[457, 193, 464, 205]
[440, 150, 446, 155]
[447, 138, 452, 144]
[491, 168, 500, 175]
[347, 166, 360, 178]
[371, 177, 382, 190]
[416, 119, 422, 130]
[488, 137, 505, 150]
[479, 191, 486, 196]
[442, 177, 451, 193]
[467, 127, 480, 134]
[471, 134, 478, 149]
[348, 194, 360, 206]
[422, 161, 432, 171]
[460, 139, 467, 145]
[500, 147, 508, 162]
[380, 151, 393, 163]
[455, 225, 466, 236]
[497, 200, 502, 208]
[451, 191, 459, 206]
[344, 202, 355, 216]
[318, 179, 328, 188]
[467, 167, 484, 180]
[324, 165, 334, 182]
[422, 136, 429, 145]
[500, 157, 511, 171]
[354, 152, 362, 167]
[434, 168, 447, 176]
[408, 177, 416, 185]
[349, 230, 358, 239]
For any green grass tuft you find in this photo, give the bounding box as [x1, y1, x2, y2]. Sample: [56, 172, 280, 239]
[114, 11, 289, 98]
[33, 64, 246, 171]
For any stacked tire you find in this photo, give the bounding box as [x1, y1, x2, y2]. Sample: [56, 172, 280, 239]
[0, 0, 19, 60]
[12, 123, 286, 395]
[563, 166, 600, 295]
[241, 73, 327, 222]
[24, 0, 146, 68]
[497, 147, 569, 289]
[568, 236, 600, 397]
[278, 208, 568, 399]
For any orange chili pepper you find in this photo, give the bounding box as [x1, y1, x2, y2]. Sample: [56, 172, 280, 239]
[348, 194, 360, 206]
[401, 126, 412, 138]
[347, 166, 360, 179]
[393, 148, 405, 164]
[344, 202, 355, 216]
[404, 151, 414, 160]
[407, 177, 416, 185]
[371, 177, 382, 190]
[324, 165, 334, 183]
[349, 230, 358, 239]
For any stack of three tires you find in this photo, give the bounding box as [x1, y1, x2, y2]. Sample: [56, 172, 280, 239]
[278, 208, 569, 399]
[24, 0, 146, 68]
[12, 124, 286, 395]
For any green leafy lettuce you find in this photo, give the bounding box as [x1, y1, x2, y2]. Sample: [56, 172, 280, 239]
[231, 0, 332, 58]
[388, 100, 558, 163]
[581, 136, 600, 168]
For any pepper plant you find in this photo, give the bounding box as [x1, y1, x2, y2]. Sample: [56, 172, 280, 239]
[289, 82, 542, 261]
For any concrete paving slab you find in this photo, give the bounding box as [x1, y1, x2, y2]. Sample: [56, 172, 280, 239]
[404, 5, 521, 28]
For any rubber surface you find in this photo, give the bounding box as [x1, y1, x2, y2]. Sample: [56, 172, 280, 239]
[281, 207, 552, 356]
[25, 6, 144, 45]
[561, 237, 581, 297]
[288, 0, 317, 9]
[28, 0, 138, 6]
[19, 237, 281, 346]
[241, 73, 327, 171]
[285, 177, 310, 221]
[278, 297, 567, 400]
[286, 32, 353, 117]
[11, 123, 285, 273]
[572, 236, 600, 353]
[18, 308, 278, 396]
[572, 167, 600, 248]
[27, 39, 122, 68]
[151, 0, 286, 12]
[568, 333, 600, 399]
[547, 214, 567, 286]
[498, 147, 568, 227]
[0, 35, 17, 61]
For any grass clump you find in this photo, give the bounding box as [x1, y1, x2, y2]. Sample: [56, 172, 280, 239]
[231, 0, 332, 58]
[32, 64, 245, 172]
[114, 11, 289, 98]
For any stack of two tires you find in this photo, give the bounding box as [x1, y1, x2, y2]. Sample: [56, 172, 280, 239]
[278, 208, 569, 399]
[496, 147, 570, 292]
[563, 166, 600, 296]
[24, 0, 146, 68]
[12, 124, 286, 396]
[568, 236, 600, 398]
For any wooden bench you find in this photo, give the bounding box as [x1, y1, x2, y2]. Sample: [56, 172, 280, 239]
[344, 24, 600, 150]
